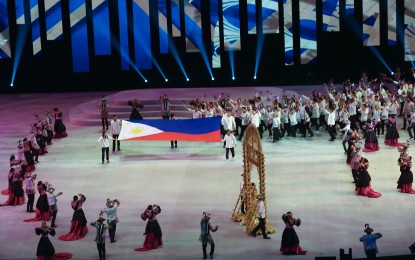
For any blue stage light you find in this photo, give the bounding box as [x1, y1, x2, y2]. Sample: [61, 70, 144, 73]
[232, 76, 235, 80]
[165, 78, 168, 82]
[186, 78, 190, 82]
[212, 77, 215, 81]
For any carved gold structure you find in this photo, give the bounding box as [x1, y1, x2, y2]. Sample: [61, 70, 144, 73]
[231, 124, 276, 235]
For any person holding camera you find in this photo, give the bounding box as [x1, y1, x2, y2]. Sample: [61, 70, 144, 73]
[47, 185, 63, 228]
[280, 212, 307, 255]
[100, 198, 120, 243]
[135, 204, 163, 251]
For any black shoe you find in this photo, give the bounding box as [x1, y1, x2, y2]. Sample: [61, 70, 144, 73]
[309, 134, 314, 137]
[117, 148, 121, 151]
[210, 255, 213, 259]
[51, 224, 57, 228]
[264, 236, 271, 239]
[102, 161, 104, 164]
[203, 256, 207, 260]
[112, 150, 115, 152]
[251, 232, 257, 237]
[171, 146, 174, 149]
[175, 145, 177, 148]
[29, 210, 35, 213]
[110, 240, 116, 243]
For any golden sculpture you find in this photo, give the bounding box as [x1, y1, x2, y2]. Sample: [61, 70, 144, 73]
[231, 124, 276, 235]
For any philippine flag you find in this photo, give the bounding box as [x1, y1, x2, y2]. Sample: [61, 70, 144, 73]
[118, 117, 222, 142]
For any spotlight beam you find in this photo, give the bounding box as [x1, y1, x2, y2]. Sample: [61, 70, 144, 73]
[254, 32, 265, 79]
[228, 49, 235, 80]
[11, 26, 30, 86]
[345, 17, 393, 74]
[110, 34, 147, 82]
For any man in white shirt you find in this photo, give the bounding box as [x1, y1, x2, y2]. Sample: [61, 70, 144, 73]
[223, 130, 236, 160]
[397, 84, 406, 116]
[238, 106, 251, 141]
[289, 109, 298, 139]
[110, 115, 122, 152]
[250, 195, 270, 239]
[230, 98, 243, 136]
[101, 198, 120, 243]
[185, 105, 203, 119]
[47, 186, 63, 228]
[272, 112, 281, 142]
[94, 131, 115, 164]
[221, 110, 236, 147]
[326, 107, 336, 141]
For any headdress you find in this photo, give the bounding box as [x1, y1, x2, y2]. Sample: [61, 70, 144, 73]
[96, 216, 106, 222]
[364, 224, 373, 234]
[106, 198, 114, 208]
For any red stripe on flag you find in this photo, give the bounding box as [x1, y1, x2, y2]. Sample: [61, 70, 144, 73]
[123, 130, 221, 142]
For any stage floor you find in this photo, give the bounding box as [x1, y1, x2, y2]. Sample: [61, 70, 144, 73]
[1, 86, 415, 260]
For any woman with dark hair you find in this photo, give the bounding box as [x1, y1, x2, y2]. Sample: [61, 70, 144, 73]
[24, 181, 51, 221]
[135, 204, 162, 251]
[362, 119, 379, 152]
[355, 158, 382, 198]
[0, 157, 25, 206]
[59, 194, 88, 241]
[36, 221, 56, 260]
[1, 154, 18, 195]
[23, 138, 36, 172]
[128, 99, 144, 120]
[280, 212, 307, 255]
[397, 156, 415, 194]
[36, 222, 73, 260]
[384, 116, 402, 146]
[53, 108, 68, 139]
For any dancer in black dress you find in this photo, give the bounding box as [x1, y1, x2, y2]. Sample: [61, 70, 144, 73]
[128, 99, 144, 120]
[280, 212, 307, 255]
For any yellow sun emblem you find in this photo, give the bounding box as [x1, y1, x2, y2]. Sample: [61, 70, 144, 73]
[130, 127, 144, 135]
